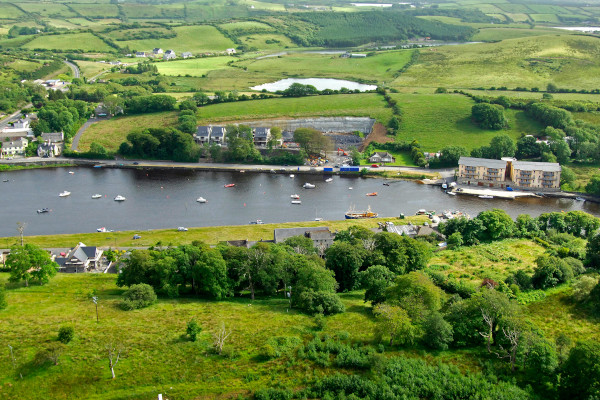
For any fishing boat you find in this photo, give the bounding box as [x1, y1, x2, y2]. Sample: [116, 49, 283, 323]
[325, 178, 333, 183]
[37, 208, 50, 214]
[196, 197, 207, 203]
[291, 200, 302, 205]
[478, 195, 494, 199]
[290, 194, 300, 199]
[289, 174, 295, 178]
[224, 183, 235, 188]
[345, 206, 378, 219]
[348, 187, 353, 190]
[59, 191, 71, 197]
[366, 192, 378, 196]
[91, 194, 102, 199]
[114, 195, 126, 201]
[2, 179, 8, 182]
[97, 227, 110, 232]
[303, 183, 315, 189]
[68, 171, 75, 175]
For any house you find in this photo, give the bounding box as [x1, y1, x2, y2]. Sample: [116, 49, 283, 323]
[1, 137, 28, 158]
[41, 131, 64, 143]
[253, 127, 271, 147]
[226, 48, 236, 55]
[458, 156, 561, 190]
[195, 126, 211, 144]
[182, 52, 193, 59]
[209, 126, 227, 145]
[163, 50, 176, 60]
[153, 48, 164, 55]
[510, 160, 561, 190]
[369, 151, 395, 164]
[135, 52, 147, 57]
[2, 117, 33, 137]
[37, 141, 61, 158]
[54, 242, 103, 273]
[273, 227, 335, 250]
[12, 119, 29, 129]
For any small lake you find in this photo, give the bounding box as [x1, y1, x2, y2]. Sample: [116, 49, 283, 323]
[553, 26, 600, 32]
[251, 78, 377, 92]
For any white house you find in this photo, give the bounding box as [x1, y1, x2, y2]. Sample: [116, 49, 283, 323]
[163, 50, 176, 60]
[182, 52, 193, 59]
[209, 126, 227, 145]
[135, 52, 147, 57]
[195, 126, 211, 144]
[153, 48, 164, 55]
[1, 137, 29, 158]
[369, 151, 395, 164]
[226, 48, 237, 55]
[2, 118, 33, 137]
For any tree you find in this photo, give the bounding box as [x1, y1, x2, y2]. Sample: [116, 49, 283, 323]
[0, 284, 7, 310]
[6, 244, 58, 287]
[471, 103, 507, 130]
[585, 174, 600, 196]
[360, 265, 395, 306]
[488, 134, 516, 159]
[532, 255, 574, 289]
[106, 341, 123, 379]
[474, 288, 515, 352]
[561, 165, 576, 187]
[516, 135, 541, 159]
[550, 140, 571, 164]
[446, 232, 463, 249]
[282, 83, 318, 97]
[476, 208, 514, 240]
[283, 235, 316, 255]
[120, 283, 157, 310]
[436, 146, 468, 167]
[293, 127, 331, 155]
[212, 322, 232, 355]
[388, 116, 400, 131]
[325, 241, 364, 291]
[386, 272, 442, 322]
[373, 303, 416, 346]
[186, 319, 201, 342]
[559, 341, 600, 400]
[190, 248, 230, 299]
[58, 326, 75, 344]
[423, 312, 453, 350]
[293, 259, 344, 315]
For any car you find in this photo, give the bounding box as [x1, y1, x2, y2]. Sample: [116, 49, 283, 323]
[177, 227, 188, 231]
[371, 164, 379, 168]
[133, 162, 139, 165]
[133, 234, 141, 240]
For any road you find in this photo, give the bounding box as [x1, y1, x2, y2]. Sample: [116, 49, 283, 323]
[0, 104, 32, 131]
[63, 60, 80, 79]
[71, 117, 100, 151]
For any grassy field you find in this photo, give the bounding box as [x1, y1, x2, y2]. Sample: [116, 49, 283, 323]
[8, 59, 41, 73]
[155, 56, 236, 77]
[117, 25, 235, 54]
[361, 148, 415, 167]
[70, 3, 119, 17]
[394, 35, 600, 91]
[17, 3, 77, 17]
[390, 93, 543, 152]
[471, 27, 562, 41]
[239, 33, 297, 51]
[218, 20, 275, 35]
[23, 32, 114, 52]
[76, 60, 113, 79]
[78, 112, 178, 152]
[466, 90, 600, 102]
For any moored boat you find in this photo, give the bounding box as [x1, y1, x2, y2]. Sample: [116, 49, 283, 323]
[478, 195, 494, 199]
[37, 208, 50, 214]
[91, 194, 102, 199]
[289, 174, 295, 178]
[290, 194, 300, 199]
[249, 220, 263, 224]
[114, 195, 126, 201]
[325, 178, 333, 183]
[303, 183, 315, 189]
[59, 191, 71, 197]
[366, 192, 378, 196]
[197, 197, 207, 203]
[291, 200, 302, 204]
[345, 206, 378, 219]
[224, 183, 235, 188]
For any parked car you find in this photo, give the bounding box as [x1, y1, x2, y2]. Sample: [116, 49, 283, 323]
[133, 234, 141, 240]
[371, 164, 379, 168]
[133, 162, 139, 165]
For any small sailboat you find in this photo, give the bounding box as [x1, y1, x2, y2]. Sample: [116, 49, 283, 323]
[97, 227, 109, 232]
[114, 195, 126, 201]
[59, 191, 71, 197]
[366, 192, 378, 196]
[91, 194, 102, 199]
[325, 178, 333, 183]
[290, 194, 300, 199]
[197, 197, 207, 203]
[224, 183, 235, 188]
[303, 183, 315, 189]
[37, 208, 50, 214]
[291, 200, 302, 204]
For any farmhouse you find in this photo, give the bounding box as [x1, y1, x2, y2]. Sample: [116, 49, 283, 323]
[182, 52, 193, 59]
[163, 50, 176, 60]
[273, 226, 335, 250]
[54, 242, 103, 273]
[457, 157, 561, 191]
[152, 48, 164, 55]
[1, 137, 28, 158]
[226, 48, 236, 55]
[369, 151, 395, 164]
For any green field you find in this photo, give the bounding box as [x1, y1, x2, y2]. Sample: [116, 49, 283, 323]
[117, 25, 235, 53]
[465, 90, 600, 102]
[23, 32, 114, 52]
[472, 27, 562, 41]
[0, 3, 25, 18]
[70, 3, 119, 17]
[17, 3, 77, 17]
[76, 60, 113, 79]
[155, 56, 236, 77]
[395, 35, 600, 91]
[362, 148, 415, 167]
[8, 59, 41, 73]
[239, 33, 297, 51]
[390, 93, 543, 152]
[218, 20, 275, 35]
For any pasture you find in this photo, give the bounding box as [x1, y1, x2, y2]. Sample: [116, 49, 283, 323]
[394, 35, 600, 91]
[218, 20, 275, 35]
[155, 56, 236, 77]
[390, 93, 543, 152]
[116, 25, 235, 54]
[239, 33, 297, 51]
[23, 32, 114, 52]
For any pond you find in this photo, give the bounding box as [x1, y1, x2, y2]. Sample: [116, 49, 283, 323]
[553, 27, 600, 32]
[251, 78, 377, 92]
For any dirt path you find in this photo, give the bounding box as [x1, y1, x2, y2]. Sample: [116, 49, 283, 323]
[360, 122, 393, 151]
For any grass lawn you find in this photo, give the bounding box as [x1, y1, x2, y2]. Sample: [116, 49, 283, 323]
[155, 56, 236, 77]
[78, 112, 178, 152]
[0, 3, 25, 18]
[76, 60, 113, 79]
[23, 32, 114, 52]
[117, 25, 235, 54]
[17, 3, 77, 17]
[390, 93, 543, 152]
[394, 35, 600, 91]
[361, 148, 415, 167]
[427, 239, 546, 286]
[564, 162, 600, 192]
[218, 20, 275, 35]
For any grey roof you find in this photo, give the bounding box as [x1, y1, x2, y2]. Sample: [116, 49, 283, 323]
[512, 160, 561, 172]
[254, 127, 270, 138]
[211, 126, 226, 138]
[55, 257, 68, 267]
[41, 132, 64, 142]
[274, 226, 331, 243]
[281, 130, 294, 141]
[1, 138, 27, 148]
[82, 246, 97, 258]
[307, 230, 334, 240]
[197, 126, 211, 137]
[182, 52, 192, 56]
[458, 157, 506, 169]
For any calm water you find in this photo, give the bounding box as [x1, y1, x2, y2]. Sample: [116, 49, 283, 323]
[0, 167, 598, 237]
[251, 78, 377, 92]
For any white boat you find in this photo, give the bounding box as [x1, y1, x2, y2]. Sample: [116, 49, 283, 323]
[325, 178, 333, 183]
[114, 195, 126, 201]
[314, 217, 323, 221]
[91, 194, 102, 199]
[290, 174, 295, 178]
[447, 191, 456, 196]
[177, 227, 188, 231]
[59, 191, 71, 197]
[68, 171, 74, 175]
[291, 200, 302, 204]
[196, 197, 207, 203]
[303, 183, 315, 189]
[97, 227, 109, 232]
[478, 195, 494, 199]
[348, 187, 353, 190]
[290, 194, 300, 199]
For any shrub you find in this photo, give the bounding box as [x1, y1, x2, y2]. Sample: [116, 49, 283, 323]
[58, 326, 74, 344]
[0, 284, 6, 310]
[120, 283, 157, 310]
[297, 290, 345, 315]
[423, 312, 453, 350]
[187, 319, 201, 342]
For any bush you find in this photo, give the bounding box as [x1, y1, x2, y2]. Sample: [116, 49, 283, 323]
[0, 284, 6, 310]
[297, 290, 345, 315]
[187, 318, 201, 341]
[120, 283, 157, 310]
[58, 326, 74, 344]
[423, 312, 453, 350]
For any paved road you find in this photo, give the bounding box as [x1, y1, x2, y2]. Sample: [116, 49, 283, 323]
[71, 117, 99, 151]
[63, 60, 80, 79]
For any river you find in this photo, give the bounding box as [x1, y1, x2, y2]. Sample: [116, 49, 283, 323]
[0, 167, 598, 237]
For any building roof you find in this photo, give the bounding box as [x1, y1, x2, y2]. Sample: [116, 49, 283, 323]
[197, 126, 211, 136]
[458, 156, 507, 169]
[41, 132, 64, 142]
[274, 226, 331, 243]
[281, 130, 294, 141]
[165, 49, 175, 54]
[254, 127, 270, 138]
[2, 138, 27, 148]
[182, 52, 192, 56]
[512, 160, 561, 172]
[371, 151, 393, 158]
[211, 126, 226, 137]
[307, 229, 334, 241]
